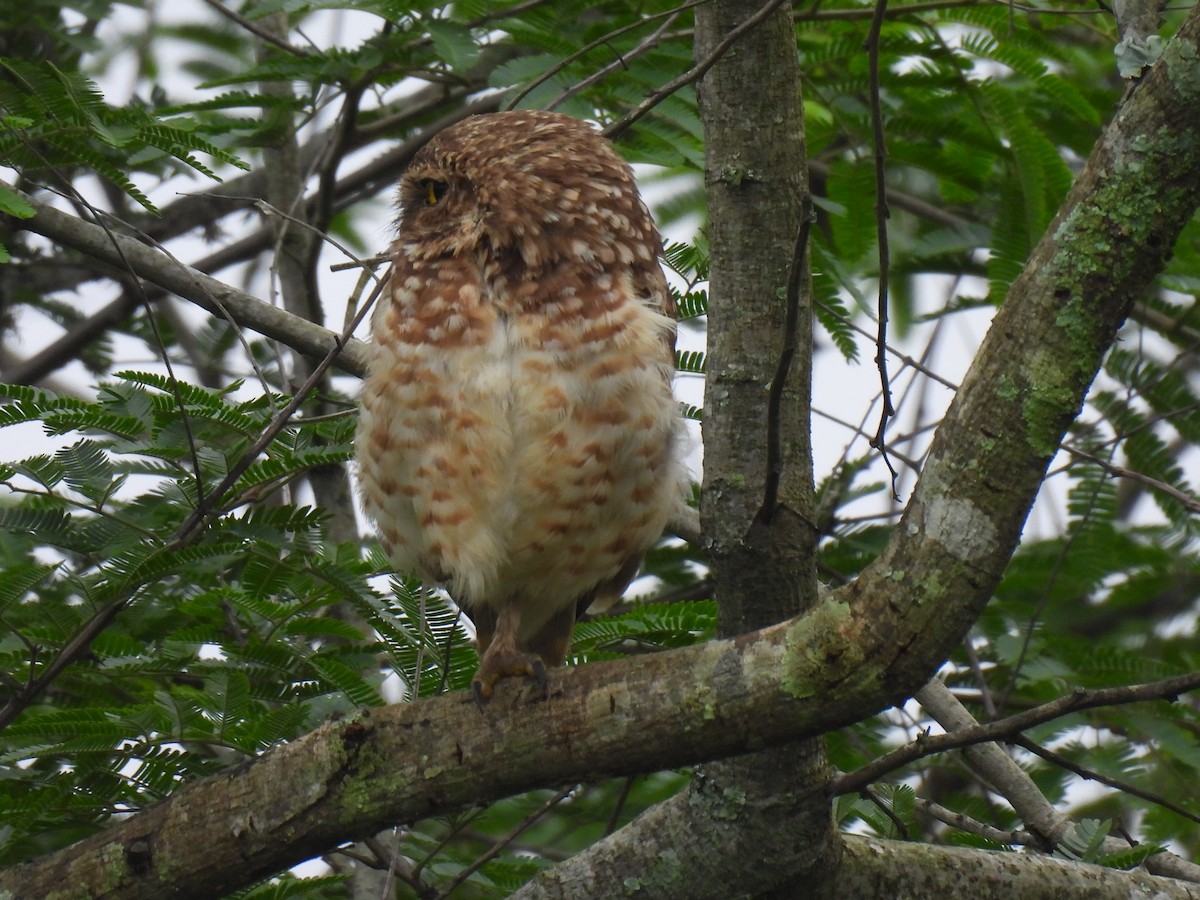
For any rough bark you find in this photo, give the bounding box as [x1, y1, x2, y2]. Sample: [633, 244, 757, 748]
[834, 835, 1200, 899]
[4, 3, 1200, 896]
[698, 1, 816, 636]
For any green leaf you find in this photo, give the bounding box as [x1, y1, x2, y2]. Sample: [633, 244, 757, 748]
[307, 656, 384, 708]
[0, 186, 35, 219]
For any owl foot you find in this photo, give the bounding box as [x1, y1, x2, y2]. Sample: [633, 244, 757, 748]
[471, 652, 548, 707]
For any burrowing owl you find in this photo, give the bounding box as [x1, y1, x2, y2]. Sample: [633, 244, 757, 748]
[356, 110, 687, 701]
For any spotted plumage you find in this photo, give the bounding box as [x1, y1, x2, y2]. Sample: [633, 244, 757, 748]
[356, 110, 687, 700]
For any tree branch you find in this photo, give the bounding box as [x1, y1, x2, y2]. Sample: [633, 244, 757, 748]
[603, 0, 796, 140]
[834, 835, 1200, 899]
[4, 639, 1192, 899]
[829, 673, 1200, 800]
[200, 0, 310, 56]
[0, 619, 919, 900]
[6, 186, 369, 377]
[919, 679, 1200, 883]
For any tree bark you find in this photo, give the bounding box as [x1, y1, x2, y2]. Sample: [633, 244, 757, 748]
[834, 835, 1200, 899]
[2, 652, 1196, 898]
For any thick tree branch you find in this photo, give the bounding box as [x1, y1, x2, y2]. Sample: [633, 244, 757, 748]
[834, 835, 1200, 899]
[833, 0, 1200, 695]
[2, 625, 1196, 899]
[0, 624, 919, 900]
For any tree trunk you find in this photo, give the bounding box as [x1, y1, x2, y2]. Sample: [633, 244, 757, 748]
[692, 0, 835, 895]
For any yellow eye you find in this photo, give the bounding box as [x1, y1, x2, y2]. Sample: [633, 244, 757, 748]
[423, 180, 448, 206]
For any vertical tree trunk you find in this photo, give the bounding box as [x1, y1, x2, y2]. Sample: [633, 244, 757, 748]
[697, 0, 816, 632]
[693, 0, 836, 895]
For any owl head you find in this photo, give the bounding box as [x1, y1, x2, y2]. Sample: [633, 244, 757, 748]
[394, 110, 661, 274]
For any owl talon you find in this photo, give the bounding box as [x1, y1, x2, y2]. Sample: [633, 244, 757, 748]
[471, 651, 549, 705]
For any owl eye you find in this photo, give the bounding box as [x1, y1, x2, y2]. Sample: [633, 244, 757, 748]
[422, 179, 448, 206]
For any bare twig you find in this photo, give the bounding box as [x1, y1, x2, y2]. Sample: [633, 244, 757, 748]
[171, 268, 386, 545]
[916, 678, 1200, 883]
[1065, 445, 1200, 513]
[546, 11, 687, 112]
[797, 0, 1109, 19]
[865, 0, 899, 498]
[828, 672, 1200, 799]
[464, 0, 559, 28]
[917, 797, 1041, 845]
[998, 440, 1113, 712]
[199, 0, 310, 56]
[1014, 736, 1200, 827]
[435, 786, 577, 898]
[9, 185, 370, 377]
[506, 1, 703, 111]
[759, 206, 814, 523]
[0, 266, 385, 732]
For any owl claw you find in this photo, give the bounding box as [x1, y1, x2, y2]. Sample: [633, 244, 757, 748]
[471, 652, 549, 707]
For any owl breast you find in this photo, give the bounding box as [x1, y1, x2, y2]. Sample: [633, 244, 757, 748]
[357, 249, 684, 643]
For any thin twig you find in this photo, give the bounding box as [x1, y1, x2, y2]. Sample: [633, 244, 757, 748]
[604, 777, 636, 836]
[865, 0, 899, 499]
[796, 0, 1109, 19]
[0, 260, 385, 731]
[997, 440, 1111, 713]
[437, 608, 463, 696]
[962, 638, 998, 720]
[1013, 737, 1200, 827]
[464, 0, 559, 28]
[759, 206, 814, 523]
[310, 81, 367, 236]
[917, 797, 1041, 845]
[546, 11, 687, 112]
[11, 187, 371, 377]
[811, 406, 923, 472]
[827, 672, 1200, 799]
[199, 0, 310, 56]
[1065, 446, 1200, 513]
[331, 252, 390, 272]
[172, 269, 387, 546]
[862, 785, 911, 838]
[434, 786, 577, 897]
[506, 2, 703, 111]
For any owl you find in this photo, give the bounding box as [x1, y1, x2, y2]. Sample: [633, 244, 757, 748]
[356, 110, 687, 702]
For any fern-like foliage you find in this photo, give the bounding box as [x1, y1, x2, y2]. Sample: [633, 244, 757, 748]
[0, 58, 246, 213]
[0, 374, 458, 863]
